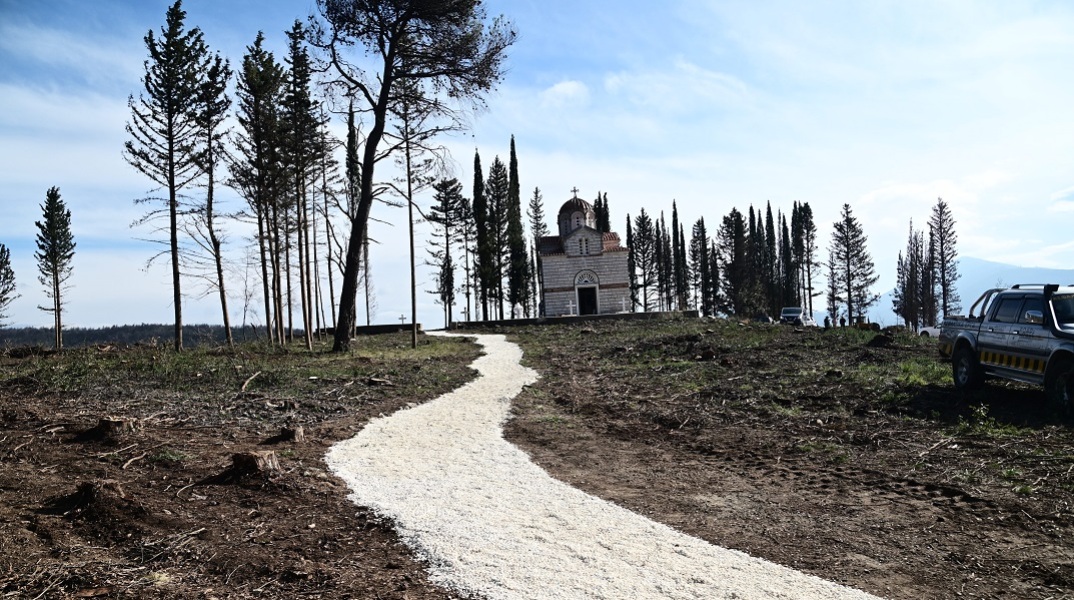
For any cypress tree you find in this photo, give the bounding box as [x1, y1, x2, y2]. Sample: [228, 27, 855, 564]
[485, 156, 510, 319]
[717, 208, 748, 316]
[689, 218, 709, 315]
[506, 137, 529, 317]
[593, 192, 611, 233]
[780, 213, 796, 308]
[35, 187, 75, 350]
[472, 151, 489, 320]
[626, 216, 638, 311]
[798, 202, 818, 316]
[893, 221, 926, 329]
[764, 202, 778, 315]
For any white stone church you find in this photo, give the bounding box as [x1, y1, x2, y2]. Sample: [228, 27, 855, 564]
[538, 191, 631, 316]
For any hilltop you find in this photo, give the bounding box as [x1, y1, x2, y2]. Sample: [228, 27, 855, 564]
[2, 318, 1072, 598]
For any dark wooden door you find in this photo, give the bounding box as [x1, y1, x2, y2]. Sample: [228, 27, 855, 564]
[578, 287, 598, 315]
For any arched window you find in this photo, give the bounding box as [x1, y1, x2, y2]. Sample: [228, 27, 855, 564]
[575, 270, 599, 286]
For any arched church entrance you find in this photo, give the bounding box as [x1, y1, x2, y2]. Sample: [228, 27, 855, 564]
[575, 270, 599, 316]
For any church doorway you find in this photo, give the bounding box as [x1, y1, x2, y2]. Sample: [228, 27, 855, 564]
[577, 287, 598, 315]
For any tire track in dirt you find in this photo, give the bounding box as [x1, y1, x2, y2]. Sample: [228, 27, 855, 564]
[326, 332, 884, 599]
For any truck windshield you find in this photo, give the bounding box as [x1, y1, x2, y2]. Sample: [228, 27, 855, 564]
[1053, 294, 1074, 325]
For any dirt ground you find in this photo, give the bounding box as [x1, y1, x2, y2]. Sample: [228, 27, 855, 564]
[2, 319, 1073, 599]
[0, 335, 481, 599]
[505, 319, 1074, 599]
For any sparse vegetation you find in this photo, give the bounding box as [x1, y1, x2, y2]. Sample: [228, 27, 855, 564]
[3, 317, 1072, 599]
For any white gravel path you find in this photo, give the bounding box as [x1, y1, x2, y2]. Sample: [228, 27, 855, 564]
[326, 332, 884, 600]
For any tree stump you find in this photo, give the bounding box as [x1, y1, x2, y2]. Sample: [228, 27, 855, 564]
[280, 426, 305, 443]
[231, 450, 281, 475]
[87, 417, 137, 443]
[77, 479, 128, 503]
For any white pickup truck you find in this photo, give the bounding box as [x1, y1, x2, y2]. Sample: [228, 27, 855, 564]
[939, 284, 1074, 415]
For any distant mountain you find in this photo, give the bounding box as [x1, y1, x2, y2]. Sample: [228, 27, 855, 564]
[865, 257, 1074, 326]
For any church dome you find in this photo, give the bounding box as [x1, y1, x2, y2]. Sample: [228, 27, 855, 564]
[558, 196, 594, 218]
[557, 193, 596, 237]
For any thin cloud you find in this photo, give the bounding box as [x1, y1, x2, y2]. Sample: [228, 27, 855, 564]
[539, 80, 589, 108]
[604, 59, 755, 114]
[0, 20, 142, 90]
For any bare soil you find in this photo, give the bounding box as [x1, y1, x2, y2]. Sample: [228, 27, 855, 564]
[504, 318, 1074, 599]
[0, 335, 480, 599]
[2, 319, 1072, 599]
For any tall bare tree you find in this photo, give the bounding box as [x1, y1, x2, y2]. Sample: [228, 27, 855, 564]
[230, 32, 286, 344]
[124, 0, 206, 352]
[188, 51, 234, 346]
[310, 0, 516, 351]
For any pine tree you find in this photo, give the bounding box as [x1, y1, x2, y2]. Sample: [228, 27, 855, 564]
[230, 32, 286, 343]
[427, 178, 464, 327]
[929, 197, 961, 317]
[526, 186, 549, 316]
[457, 195, 477, 322]
[829, 203, 878, 324]
[0, 243, 18, 328]
[124, 0, 208, 351]
[189, 49, 233, 346]
[922, 228, 939, 326]
[632, 209, 657, 311]
[35, 187, 75, 349]
[826, 250, 842, 325]
[283, 19, 324, 349]
[313, 2, 516, 351]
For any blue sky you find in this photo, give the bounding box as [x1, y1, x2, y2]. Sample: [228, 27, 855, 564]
[1, 0, 1073, 330]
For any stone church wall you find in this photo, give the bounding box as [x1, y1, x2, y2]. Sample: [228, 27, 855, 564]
[542, 251, 630, 316]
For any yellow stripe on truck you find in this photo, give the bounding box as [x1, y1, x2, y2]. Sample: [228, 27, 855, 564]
[980, 350, 1046, 373]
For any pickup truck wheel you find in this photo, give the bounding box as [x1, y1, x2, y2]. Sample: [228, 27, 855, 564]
[1045, 356, 1074, 417]
[953, 346, 984, 392]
